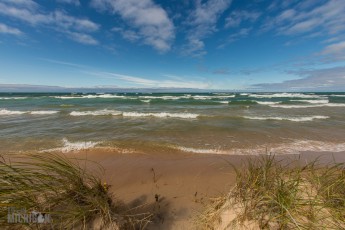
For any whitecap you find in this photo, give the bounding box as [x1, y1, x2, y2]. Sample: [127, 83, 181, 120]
[192, 95, 235, 100]
[122, 112, 199, 119]
[290, 99, 329, 104]
[256, 101, 281, 105]
[69, 110, 199, 119]
[269, 103, 345, 108]
[0, 97, 28, 100]
[217, 101, 229, 104]
[70, 109, 121, 116]
[42, 138, 100, 153]
[175, 146, 226, 154]
[243, 115, 329, 122]
[29, 111, 59, 115]
[248, 93, 322, 99]
[0, 109, 59, 115]
[174, 140, 345, 155]
[0, 109, 26, 115]
[54, 94, 126, 99]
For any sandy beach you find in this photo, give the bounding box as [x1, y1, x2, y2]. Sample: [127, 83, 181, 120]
[71, 149, 345, 229]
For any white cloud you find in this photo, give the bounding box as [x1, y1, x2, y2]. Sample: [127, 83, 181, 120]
[91, 0, 174, 52]
[225, 10, 261, 28]
[218, 27, 251, 48]
[66, 31, 99, 45]
[86, 71, 211, 88]
[262, 0, 345, 36]
[322, 41, 345, 54]
[56, 0, 80, 6]
[111, 27, 141, 42]
[53, 11, 99, 32]
[321, 41, 345, 61]
[0, 2, 99, 45]
[0, 2, 49, 24]
[0, 23, 23, 36]
[1, 0, 38, 10]
[252, 66, 345, 91]
[183, 0, 232, 56]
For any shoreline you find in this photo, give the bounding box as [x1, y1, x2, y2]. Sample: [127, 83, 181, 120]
[70, 149, 345, 229]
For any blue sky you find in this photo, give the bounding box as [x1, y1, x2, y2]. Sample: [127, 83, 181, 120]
[0, 0, 345, 91]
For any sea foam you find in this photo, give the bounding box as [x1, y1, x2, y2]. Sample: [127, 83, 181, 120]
[69, 110, 200, 119]
[0, 109, 26, 115]
[243, 115, 329, 122]
[43, 138, 101, 153]
[248, 93, 322, 99]
[29, 111, 59, 115]
[70, 109, 121, 116]
[54, 94, 126, 99]
[0, 97, 28, 100]
[0, 109, 59, 115]
[256, 101, 281, 105]
[290, 99, 329, 104]
[122, 112, 199, 119]
[175, 140, 345, 155]
[269, 103, 345, 108]
[175, 146, 226, 154]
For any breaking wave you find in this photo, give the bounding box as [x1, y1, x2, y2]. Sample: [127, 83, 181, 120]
[0, 109, 59, 115]
[243, 115, 329, 122]
[69, 110, 200, 119]
[42, 138, 100, 153]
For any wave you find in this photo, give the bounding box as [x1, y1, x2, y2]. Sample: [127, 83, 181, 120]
[175, 146, 226, 154]
[29, 111, 59, 115]
[69, 110, 200, 119]
[122, 112, 199, 119]
[228, 100, 257, 105]
[139, 95, 188, 100]
[54, 94, 127, 99]
[256, 101, 281, 105]
[243, 115, 329, 122]
[0, 109, 59, 115]
[0, 109, 26, 115]
[42, 138, 100, 153]
[54, 94, 236, 101]
[217, 101, 229, 104]
[70, 109, 121, 116]
[248, 93, 322, 99]
[0, 97, 28, 100]
[330, 94, 345, 97]
[269, 140, 345, 154]
[290, 99, 329, 104]
[137, 95, 236, 100]
[174, 140, 345, 155]
[192, 95, 235, 100]
[269, 103, 345, 108]
[141, 99, 151, 103]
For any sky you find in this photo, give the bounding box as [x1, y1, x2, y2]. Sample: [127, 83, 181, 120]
[0, 0, 345, 91]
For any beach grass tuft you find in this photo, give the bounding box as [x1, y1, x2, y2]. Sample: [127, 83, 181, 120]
[197, 154, 345, 230]
[0, 152, 153, 229]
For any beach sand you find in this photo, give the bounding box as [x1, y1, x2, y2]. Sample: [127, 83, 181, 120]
[71, 149, 345, 229]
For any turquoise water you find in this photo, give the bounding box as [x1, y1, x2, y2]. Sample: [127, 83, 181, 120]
[1, 92, 345, 155]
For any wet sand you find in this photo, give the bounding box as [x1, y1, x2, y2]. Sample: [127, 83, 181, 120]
[72, 149, 345, 229]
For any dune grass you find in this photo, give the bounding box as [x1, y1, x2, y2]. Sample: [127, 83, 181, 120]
[197, 155, 345, 230]
[0, 152, 153, 229]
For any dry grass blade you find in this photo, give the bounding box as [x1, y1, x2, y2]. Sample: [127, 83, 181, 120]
[196, 154, 345, 230]
[0, 152, 153, 229]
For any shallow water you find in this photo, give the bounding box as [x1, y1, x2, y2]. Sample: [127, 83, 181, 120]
[0, 92, 344, 155]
